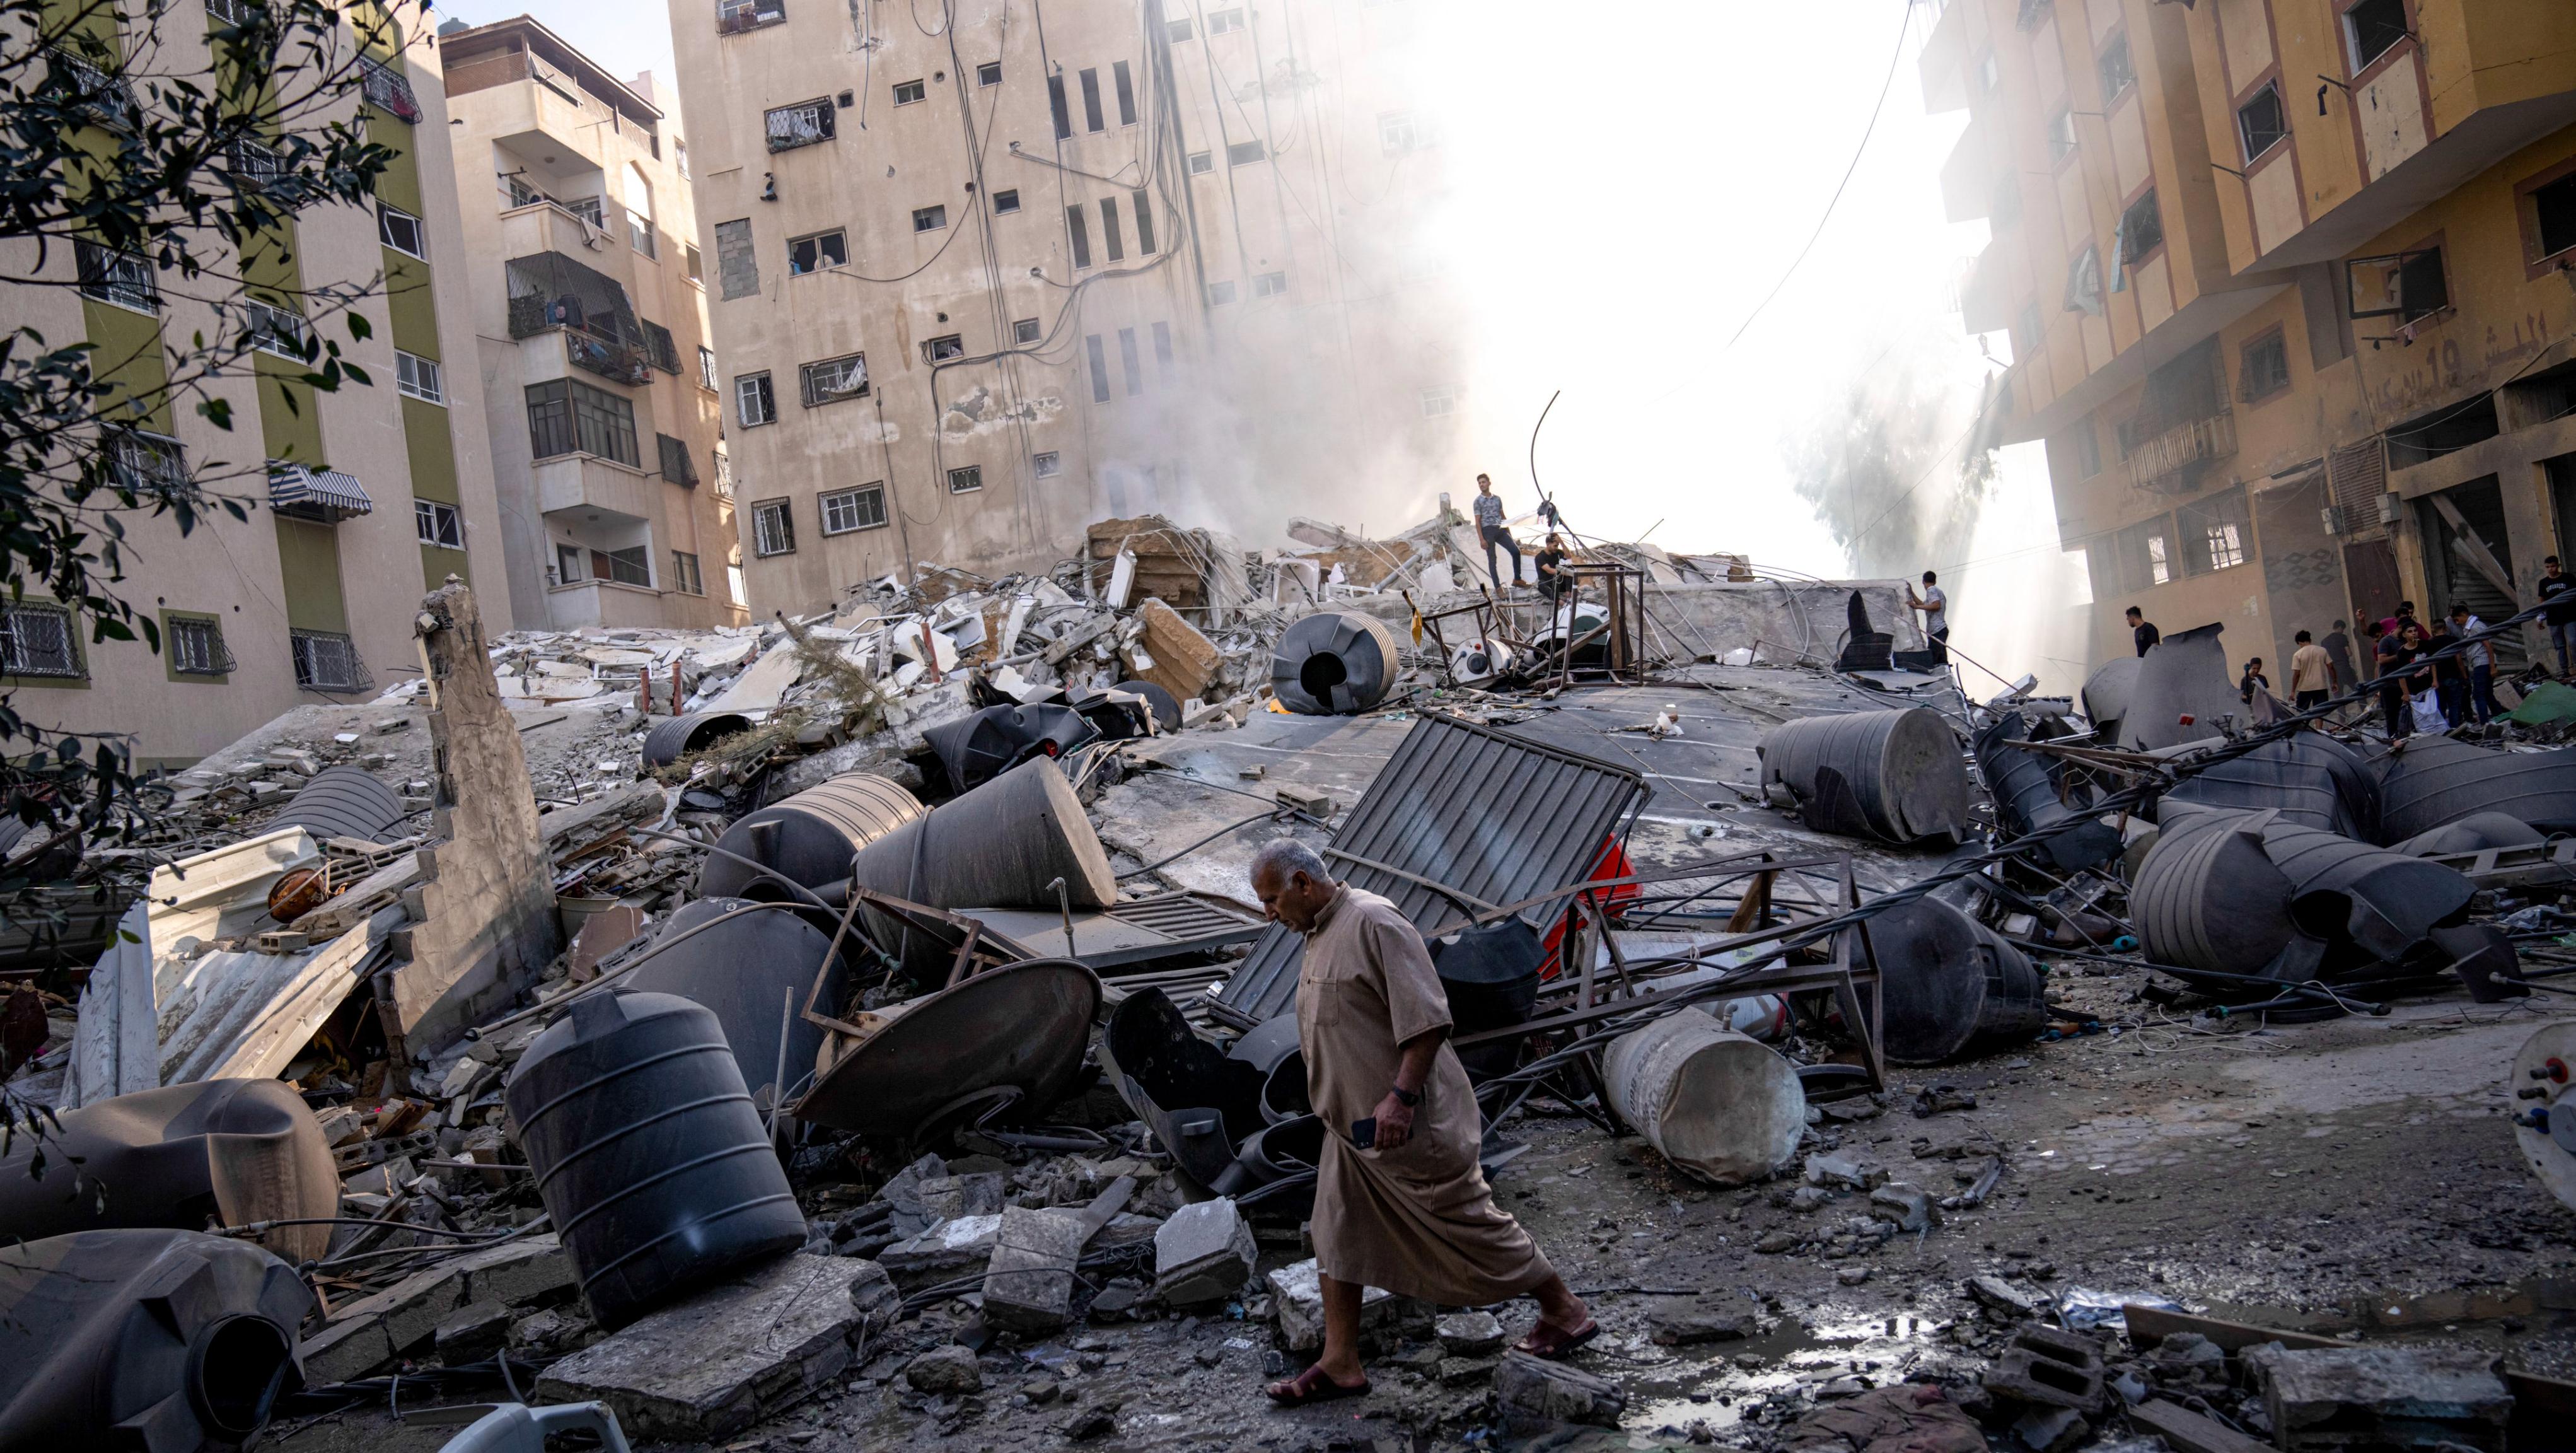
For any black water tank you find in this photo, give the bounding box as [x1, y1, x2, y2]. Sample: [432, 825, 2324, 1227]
[505, 990, 805, 1329]
[273, 765, 403, 843]
[697, 771, 925, 899]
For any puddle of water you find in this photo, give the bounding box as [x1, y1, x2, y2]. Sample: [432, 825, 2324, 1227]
[1624, 1314, 1947, 1437]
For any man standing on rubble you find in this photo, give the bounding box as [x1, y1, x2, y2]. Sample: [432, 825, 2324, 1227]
[1908, 571, 1949, 665]
[1250, 840, 1594, 1405]
[2127, 606, 2160, 657]
[2543, 557, 2576, 675]
[1472, 474, 1524, 592]
[2288, 631, 2335, 716]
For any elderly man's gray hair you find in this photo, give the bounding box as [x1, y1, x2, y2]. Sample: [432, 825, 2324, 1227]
[1249, 837, 1330, 885]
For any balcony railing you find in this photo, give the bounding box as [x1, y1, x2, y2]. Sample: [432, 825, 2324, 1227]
[2124, 410, 2237, 494]
[717, 0, 787, 34]
[359, 57, 422, 124]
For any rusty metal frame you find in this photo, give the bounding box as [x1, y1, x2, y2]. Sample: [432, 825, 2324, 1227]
[797, 884, 1012, 1039]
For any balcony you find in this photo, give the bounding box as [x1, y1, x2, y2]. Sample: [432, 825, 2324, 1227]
[717, 0, 787, 35]
[359, 57, 422, 124]
[534, 452, 659, 522]
[2123, 411, 2237, 494]
[506, 252, 653, 386]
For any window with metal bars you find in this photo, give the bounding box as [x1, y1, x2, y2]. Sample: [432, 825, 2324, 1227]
[751, 498, 795, 555]
[820, 485, 887, 534]
[168, 616, 232, 677]
[0, 604, 79, 679]
[799, 353, 868, 406]
[765, 98, 834, 151]
[948, 465, 983, 493]
[291, 630, 368, 691]
[359, 56, 422, 123]
[76, 240, 157, 312]
[658, 433, 699, 484]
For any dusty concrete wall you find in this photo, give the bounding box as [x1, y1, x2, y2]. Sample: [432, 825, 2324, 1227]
[1644, 581, 1915, 665]
[387, 580, 561, 1054]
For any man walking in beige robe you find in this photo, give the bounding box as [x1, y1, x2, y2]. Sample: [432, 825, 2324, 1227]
[1248, 840, 1594, 1405]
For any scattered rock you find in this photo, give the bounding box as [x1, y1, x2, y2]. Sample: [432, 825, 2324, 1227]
[2012, 1406, 2091, 1453]
[1154, 1196, 1256, 1308]
[1495, 1351, 1627, 1428]
[1871, 1182, 1937, 1234]
[1647, 1298, 1757, 1346]
[905, 1344, 984, 1395]
[1436, 1309, 1506, 1357]
[1784, 1382, 1986, 1453]
[1756, 1229, 1801, 1254]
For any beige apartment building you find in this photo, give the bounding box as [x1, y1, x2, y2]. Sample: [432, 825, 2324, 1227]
[439, 17, 749, 632]
[667, 0, 1467, 619]
[6, 0, 508, 767]
[1925, 0, 2576, 680]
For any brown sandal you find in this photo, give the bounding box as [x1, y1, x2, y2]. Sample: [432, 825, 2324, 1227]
[1265, 1363, 1372, 1406]
[1514, 1317, 1600, 1360]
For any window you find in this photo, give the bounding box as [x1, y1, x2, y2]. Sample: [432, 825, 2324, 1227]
[2096, 33, 2134, 102]
[978, 61, 1002, 86]
[1188, 150, 1212, 175]
[246, 298, 312, 358]
[2237, 83, 2287, 162]
[992, 188, 1020, 214]
[925, 334, 965, 362]
[1113, 61, 1137, 125]
[2179, 487, 2251, 576]
[1013, 317, 1041, 345]
[0, 604, 80, 679]
[789, 229, 848, 274]
[698, 346, 719, 390]
[1207, 8, 1244, 35]
[1033, 450, 1062, 477]
[2015, 301, 2043, 356]
[678, 140, 690, 179]
[108, 429, 184, 493]
[1130, 191, 1157, 254]
[658, 432, 699, 484]
[2118, 189, 2164, 262]
[395, 349, 444, 404]
[415, 498, 463, 548]
[1977, 52, 2000, 95]
[2110, 515, 2175, 591]
[2534, 172, 2576, 262]
[717, 0, 787, 32]
[1379, 112, 1421, 155]
[1067, 204, 1093, 268]
[712, 450, 734, 498]
[1420, 387, 1458, 418]
[2239, 329, 2292, 402]
[1227, 139, 1265, 166]
[168, 616, 229, 677]
[525, 378, 641, 465]
[595, 546, 650, 587]
[1118, 327, 1142, 396]
[1166, 17, 1193, 42]
[2347, 248, 2448, 321]
[1206, 279, 1236, 305]
[799, 352, 869, 406]
[2345, 0, 2410, 72]
[685, 242, 705, 284]
[75, 240, 157, 312]
[291, 629, 366, 692]
[1079, 68, 1105, 132]
[751, 498, 796, 555]
[1252, 271, 1287, 298]
[1086, 334, 1110, 402]
[765, 98, 835, 151]
[737, 371, 776, 426]
[206, 0, 263, 25]
[948, 465, 983, 493]
[820, 484, 888, 533]
[377, 203, 426, 258]
[556, 542, 584, 583]
[628, 211, 656, 257]
[913, 204, 948, 232]
[672, 551, 704, 594]
[1049, 75, 1072, 140]
[1099, 197, 1125, 262]
[2074, 421, 2103, 479]
[2046, 108, 2077, 163]
[893, 78, 926, 105]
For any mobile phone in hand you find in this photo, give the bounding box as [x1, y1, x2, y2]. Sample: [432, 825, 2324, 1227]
[1350, 1117, 1377, 1149]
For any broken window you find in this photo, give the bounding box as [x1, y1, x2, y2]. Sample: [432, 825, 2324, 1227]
[799, 353, 869, 406]
[2347, 248, 2448, 322]
[107, 429, 183, 493]
[699, 346, 718, 390]
[948, 465, 983, 493]
[2112, 514, 2174, 590]
[1080, 68, 1105, 132]
[925, 334, 965, 362]
[789, 229, 847, 274]
[1067, 205, 1092, 268]
[1099, 197, 1125, 262]
[2534, 172, 2576, 261]
[2178, 487, 2251, 575]
[1118, 327, 1142, 396]
[1086, 334, 1110, 402]
[1033, 450, 1062, 477]
[1206, 279, 1236, 305]
[751, 498, 795, 555]
[2064, 245, 2104, 316]
[672, 551, 704, 594]
[2239, 329, 2291, 402]
[736, 371, 776, 426]
[246, 298, 312, 358]
[2118, 189, 2163, 262]
[1048, 75, 1072, 139]
[765, 98, 834, 151]
[1207, 8, 1244, 34]
[2238, 83, 2287, 162]
[993, 188, 1021, 214]
[1130, 191, 1157, 254]
[1188, 150, 1212, 175]
[1227, 139, 1265, 166]
[1379, 111, 1420, 155]
[893, 78, 925, 105]
[2096, 32, 2133, 103]
[1252, 271, 1287, 298]
[1114, 61, 1136, 125]
[913, 205, 947, 233]
[1013, 317, 1041, 344]
[820, 484, 887, 534]
[2344, 0, 2409, 72]
[2386, 394, 2500, 469]
[414, 498, 463, 549]
[0, 602, 79, 679]
[978, 62, 1001, 86]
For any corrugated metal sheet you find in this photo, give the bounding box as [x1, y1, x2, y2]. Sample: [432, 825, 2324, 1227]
[1215, 712, 1647, 1023]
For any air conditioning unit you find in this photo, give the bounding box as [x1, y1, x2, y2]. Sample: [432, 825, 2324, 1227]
[2320, 505, 2348, 536]
[2376, 491, 2403, 526]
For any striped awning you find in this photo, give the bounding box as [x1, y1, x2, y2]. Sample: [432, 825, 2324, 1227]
[269, 464, 373, 520]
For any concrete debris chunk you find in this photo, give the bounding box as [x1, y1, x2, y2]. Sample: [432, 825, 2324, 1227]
[535, 1254, 889, 1443]
[978, 1206, 1088, 1334]
[1266, 1258, 1395, 1351]
[1983, 1323, 2109, 1415]
[1436, 1309, 1507, 1357]
[1151, 1196, 1255, 1308]
[299, 1234, 572, 1383]
[2250, 1344, 2511, 1453]
[1494, 1350, 1627, 1428]
[1647, 1297, 1758, 1346]
[878, 1213, 1003, 1278]
[904, 1343, 983, 1394]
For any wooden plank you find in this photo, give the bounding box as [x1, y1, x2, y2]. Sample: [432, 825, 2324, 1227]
[2121, 1303, 2345, 1351]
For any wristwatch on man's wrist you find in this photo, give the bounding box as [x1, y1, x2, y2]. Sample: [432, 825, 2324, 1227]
[1389, 1085, 1421, 1108]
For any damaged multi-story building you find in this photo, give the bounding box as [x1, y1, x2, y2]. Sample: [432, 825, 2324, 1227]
[668, 0, 1469, 618]
[438, 16, 751, 631]
[1926, 0, 2576, 677]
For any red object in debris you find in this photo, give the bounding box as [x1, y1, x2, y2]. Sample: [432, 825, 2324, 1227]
[1539, 838, 1640, 981]
[2178, 713, 2195, 725]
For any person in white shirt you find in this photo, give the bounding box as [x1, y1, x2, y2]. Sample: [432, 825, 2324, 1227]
[2450, 602, 2500, 725]
[1907, 571, 1949, 664]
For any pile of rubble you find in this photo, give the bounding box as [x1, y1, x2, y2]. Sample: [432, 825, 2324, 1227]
[2, 515, 2574, 1453]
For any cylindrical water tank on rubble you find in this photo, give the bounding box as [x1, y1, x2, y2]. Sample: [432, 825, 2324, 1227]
[1601, 1015, 1805, 1185]
[1271, 611, 1400, 715]
[697, 771, 925, 899]
[505, 990, 805, 1329]
[1756, 708, 1971, 845]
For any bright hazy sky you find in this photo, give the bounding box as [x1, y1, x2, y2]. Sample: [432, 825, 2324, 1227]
[439, 0, 2091, 689]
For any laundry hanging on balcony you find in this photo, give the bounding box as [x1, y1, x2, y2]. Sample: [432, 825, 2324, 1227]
[267, 463, 374, 522]
[505, 253, 655, 385]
